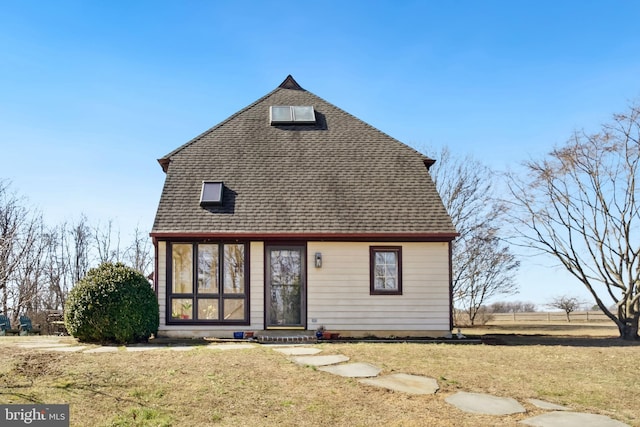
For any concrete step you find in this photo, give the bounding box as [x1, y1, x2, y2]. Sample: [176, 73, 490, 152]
[256, 330, 318, 344]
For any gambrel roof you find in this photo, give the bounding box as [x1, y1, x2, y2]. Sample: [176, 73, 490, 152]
[152, 76, 456, 240]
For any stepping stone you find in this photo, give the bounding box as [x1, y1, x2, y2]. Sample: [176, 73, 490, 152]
[45, 346, 87, 352]
[18, 343, 71, 348]
[360, 373, 439, 395]
[205, 344, 256, 351]
[290, 355, 350, 366]
[84, 346, 119, 353]
[272, 347, 322, 356]
[527, 398, 570, 411]
[445, 391, 526, 415]
[520, 411, 630, 427]
[125, 346, 164, 352]
[168, 346, 199, 351]
[318, 362, 381, 378]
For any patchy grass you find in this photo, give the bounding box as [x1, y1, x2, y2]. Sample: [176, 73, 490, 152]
[0, 330, 638, 426]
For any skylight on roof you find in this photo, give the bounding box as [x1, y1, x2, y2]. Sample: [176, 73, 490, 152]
[200, 181, 223, 206]
[270, 106, 316, 125]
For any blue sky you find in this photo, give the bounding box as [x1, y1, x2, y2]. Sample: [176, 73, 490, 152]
[2, 1, 639, 306]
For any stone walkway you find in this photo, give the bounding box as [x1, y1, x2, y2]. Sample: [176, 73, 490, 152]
[274, 344, 629, 427]
[5, 337, 630, 426]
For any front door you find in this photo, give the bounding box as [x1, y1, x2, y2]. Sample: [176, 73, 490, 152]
[266, 245, 306, 328]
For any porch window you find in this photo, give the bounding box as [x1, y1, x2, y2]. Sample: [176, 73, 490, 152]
[370, 246, 402, 295]
[168, 242, 248, 324]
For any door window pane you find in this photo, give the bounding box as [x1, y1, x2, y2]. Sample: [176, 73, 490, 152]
[198, 244, 219, 293]
[224, 244, 245, 293]
[270, 249, 301, 285]
[268, 248, 303, 326]
[172, 244, 193, 293]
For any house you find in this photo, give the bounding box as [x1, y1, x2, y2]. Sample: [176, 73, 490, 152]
[151, 75, 457, 338]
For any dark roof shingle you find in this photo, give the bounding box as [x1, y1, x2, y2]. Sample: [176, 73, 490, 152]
[152, 76, 456, 238]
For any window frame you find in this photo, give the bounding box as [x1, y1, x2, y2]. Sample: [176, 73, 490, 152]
[200, 181, 224, 206]
[369, 246, 403, 295]
[269, 105, 316, 125]
[166, 242, 249, 325]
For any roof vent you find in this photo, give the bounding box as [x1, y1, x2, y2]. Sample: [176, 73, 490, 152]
[270, 106, 316, 125]
[278, 75, 304, 90]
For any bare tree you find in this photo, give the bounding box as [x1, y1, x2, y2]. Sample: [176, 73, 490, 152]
[123, 226, 152, 277]
[93, 219, 122, 264]
[547, 295, 584, 322]
[69, 215, 91, 285]
[428, 147, 520, 325]
[456, 228, 519, 324]
[12, 219, 47, 316]
[1, 180, 152, 318]
[507, 102, 640, 339]
[43, 223, 72, 310]
[0, 180, 42, 321]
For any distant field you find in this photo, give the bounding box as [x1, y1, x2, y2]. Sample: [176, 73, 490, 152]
[458, 314, 621, 341]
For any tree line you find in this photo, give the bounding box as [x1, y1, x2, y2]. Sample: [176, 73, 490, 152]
[0, 180, 152, 324]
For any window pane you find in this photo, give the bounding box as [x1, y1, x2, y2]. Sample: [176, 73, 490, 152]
[271, 106, 292, 123]
[374, 251, 398, 290]
[201, 182, 223, 205]
[292, 106, 315, 122]
[224, 244, 245, 293]
[198, 244, 218, 293]
[223, 299, 245, 320]
[172, 244, 193, 293]
[171, 298, 193, 320]
[197, 298, 219, 320]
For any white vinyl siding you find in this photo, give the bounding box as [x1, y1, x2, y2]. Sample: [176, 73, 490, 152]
[157, 240, 450, 337]
[306, 241, 450, 332]
[157, 241, 167, 324]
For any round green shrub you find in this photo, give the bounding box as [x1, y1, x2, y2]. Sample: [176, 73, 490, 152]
[65, 262, 159, 344]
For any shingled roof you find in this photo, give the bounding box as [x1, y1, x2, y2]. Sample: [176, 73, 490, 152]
[152, 76, 456, 239]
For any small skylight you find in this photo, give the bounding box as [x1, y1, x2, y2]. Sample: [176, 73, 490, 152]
[270, 106, 316, 125]
[200, 181, 223, 206]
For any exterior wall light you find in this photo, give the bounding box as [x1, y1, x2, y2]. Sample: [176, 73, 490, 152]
[315, 252, 322, 268]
